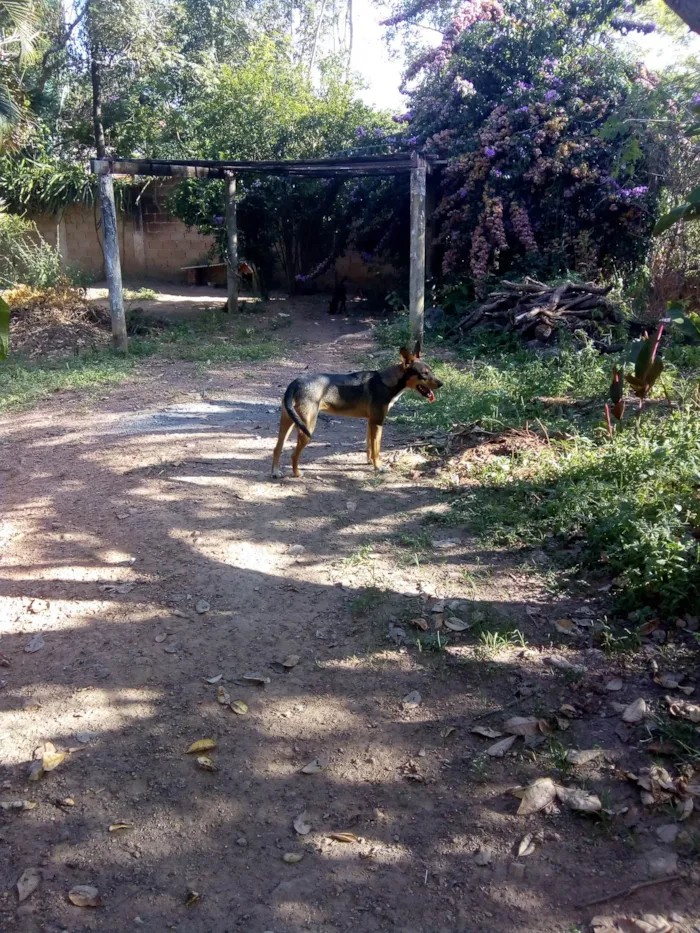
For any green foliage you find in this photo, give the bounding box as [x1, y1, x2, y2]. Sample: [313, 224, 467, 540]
[0, 211, 64, 288]
[169, 42, 394, 287]
[397, 329, 700, 616]
[0, 294, 9, 360]
[0, 126, 95, 213]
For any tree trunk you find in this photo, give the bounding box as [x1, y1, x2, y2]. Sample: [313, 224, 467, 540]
[90, 49, 106, 159]
[90, 14, 126, 351]
[663, 0, 700, 34]
[309, 0, 328, 73]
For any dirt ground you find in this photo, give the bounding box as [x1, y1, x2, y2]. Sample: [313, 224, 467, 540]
[1, 298, 698, 933]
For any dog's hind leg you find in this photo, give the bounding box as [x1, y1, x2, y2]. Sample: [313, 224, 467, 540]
[290, 406, 317, 478]
[271, 408, 295, 478]
[366, 422, 373, 465]
[368, 422, 385, 471]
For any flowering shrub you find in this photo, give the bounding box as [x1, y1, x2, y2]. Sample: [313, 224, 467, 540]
[377, 0, 663, 291]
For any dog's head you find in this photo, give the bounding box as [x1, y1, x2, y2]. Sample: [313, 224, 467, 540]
[399, 341, 443, 403]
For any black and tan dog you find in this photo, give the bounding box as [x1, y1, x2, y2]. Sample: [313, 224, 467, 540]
[271, 342, 443, 478]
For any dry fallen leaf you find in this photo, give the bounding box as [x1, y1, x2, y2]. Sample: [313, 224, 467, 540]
[328, 832, 358, 843]
[471, 725, 503, 739]
[282, 654, 300, 669]
[565, 748, 603, 767]
[606, 678, 623, 692]
[677, 797, 693, 821]
[444, 617, 471, 632]
[205, 674, 223, 684]
[230, 700, 248, 715]
[185, 890, 201, 907]
[155, 633, 168, 643]
[301, 757, 328, 774]
[42, 750, 67, 772]
[0, 799, 36, 811]
[553, 618, 579, 636]
[16, 868, 41, 903]
[293, 811, 312, 835]
[402, 691, 422, 710]
[283, 852, 304, 864]
[217, 685, 231, 706]
[409, 617, 429, 631]
[196, 756, 218, 772]
[108, 822, 133, 832]
[243, 672, 271, 685]
[622, 698, 647, 723]
[517, 833, 536, 857]
[486, 735, 516, 757]
[440, 726, 457, 739]
[656, 672, 683, 689]
[514, 777, 557, 816]
[24, 635, 45, 654]
[185, 739, 217, 754]
[666, 696, 700, 723]
[555, 784, 602, 813]
[68, 885, 101, 907]
[504, 716, 539, 737]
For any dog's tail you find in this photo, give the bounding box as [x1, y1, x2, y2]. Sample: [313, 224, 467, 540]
[284, 382, 311, 438]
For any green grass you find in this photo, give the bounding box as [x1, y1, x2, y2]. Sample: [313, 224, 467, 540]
[381, 313, 700, 618]
[0, 312, 276, 412]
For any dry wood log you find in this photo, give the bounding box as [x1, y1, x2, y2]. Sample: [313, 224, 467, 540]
[450, 279, 621, 343]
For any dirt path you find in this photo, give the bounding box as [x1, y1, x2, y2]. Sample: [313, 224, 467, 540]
[0, 304, 696, 933]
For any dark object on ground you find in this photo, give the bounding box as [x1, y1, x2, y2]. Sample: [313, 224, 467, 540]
[329, 280, 347, 316]
[446, 278, 623, 343]
[271, 343, 443, 478]
[424, 306, 444, 331]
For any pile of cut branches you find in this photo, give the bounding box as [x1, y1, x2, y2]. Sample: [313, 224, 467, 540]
[447, 278, 623, 343]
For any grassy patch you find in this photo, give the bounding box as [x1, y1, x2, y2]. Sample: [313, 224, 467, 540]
[382, 312, 700, 617]
[1, 312, 276, 412]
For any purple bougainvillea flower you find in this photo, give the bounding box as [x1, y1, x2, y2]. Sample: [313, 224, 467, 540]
[356, 126, 366, 138]
[544, 89, 560, 103]
[484, 146, 496, 157]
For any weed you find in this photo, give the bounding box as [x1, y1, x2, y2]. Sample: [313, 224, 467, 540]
[599, 621, 643, 655]
[468, 753, 490, 783]
[350, 586, 385, 618]
[124, 287, 158, 301]
[477, 627, 527, 654]
[654, 715, 700, 766]
[415, 631, 450, 653]
[548, 739, 573, 778]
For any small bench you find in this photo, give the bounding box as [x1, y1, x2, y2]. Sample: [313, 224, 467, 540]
[180, 262, 227, 287]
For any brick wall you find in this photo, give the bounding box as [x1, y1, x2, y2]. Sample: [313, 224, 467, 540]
[30, 180, 216, 283]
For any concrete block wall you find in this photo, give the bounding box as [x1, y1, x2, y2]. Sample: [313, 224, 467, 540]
[30, 181, 216, 282]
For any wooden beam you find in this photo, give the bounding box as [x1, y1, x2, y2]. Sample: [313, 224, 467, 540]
[98, 174, 127, 352]
[225, 172, 238, 313]
[91, 156, 416, 179]
[409, 153, 427, 350]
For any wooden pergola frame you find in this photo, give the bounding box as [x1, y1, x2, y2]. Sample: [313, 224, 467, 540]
[91, 152, 431, 353]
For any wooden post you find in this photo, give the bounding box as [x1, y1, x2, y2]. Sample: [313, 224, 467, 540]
[98, 173, 127, 353]
[225, 172, 238, 313]
[409, 153, 427, 348]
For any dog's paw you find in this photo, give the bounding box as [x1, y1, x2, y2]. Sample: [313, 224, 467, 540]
[271, 468, 282, 479]
[374, 464, 389, 474]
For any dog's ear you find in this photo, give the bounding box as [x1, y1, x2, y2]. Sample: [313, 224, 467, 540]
[399, 346, 414, 366]
[414, 339, 422, 359]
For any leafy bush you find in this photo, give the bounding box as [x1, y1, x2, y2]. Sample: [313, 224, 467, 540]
[0, 211, 65, 288]
[387, 319, 700, 616]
